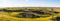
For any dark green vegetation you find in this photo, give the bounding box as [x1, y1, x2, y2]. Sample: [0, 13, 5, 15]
[15, 13, 40, 18]
[3, 9, 25, 12]
[31, 10, 46, 14]
[55, 17, 60, 21]
[54, 12, 59, 14]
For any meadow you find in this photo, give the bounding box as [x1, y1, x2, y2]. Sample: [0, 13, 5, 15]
[0, 7, 60, 21]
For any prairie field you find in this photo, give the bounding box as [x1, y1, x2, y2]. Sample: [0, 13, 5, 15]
[0, 7, 60, 21]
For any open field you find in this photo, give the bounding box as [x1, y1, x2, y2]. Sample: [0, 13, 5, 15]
[0, 7, 60, 21]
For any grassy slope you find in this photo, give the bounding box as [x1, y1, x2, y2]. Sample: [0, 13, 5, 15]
[0, 12, 53, 21]
[0, 8, 60, 21]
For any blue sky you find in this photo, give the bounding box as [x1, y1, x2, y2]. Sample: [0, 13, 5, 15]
[0, 0, 60, 7]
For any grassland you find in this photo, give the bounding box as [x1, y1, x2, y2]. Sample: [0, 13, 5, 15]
[0, 7, 60, 21]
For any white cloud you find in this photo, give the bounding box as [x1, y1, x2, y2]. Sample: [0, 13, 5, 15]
[25, 0, 29, 2]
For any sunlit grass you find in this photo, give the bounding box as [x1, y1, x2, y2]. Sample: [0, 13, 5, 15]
[0, 12, 53, 21]
[0, 8, 60, 21]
